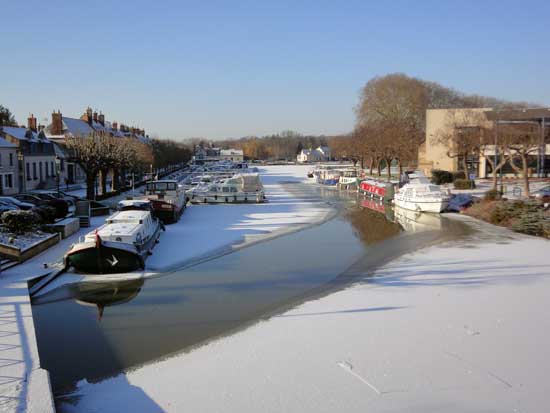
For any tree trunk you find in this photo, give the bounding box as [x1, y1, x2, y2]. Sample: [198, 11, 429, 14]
[369, 158, 374, 176]
[386, 158, 392, 180]
[522, 155, 530, 197]
[112, 169, 120, 192]
[99, 169, 108, 195]
[377, 161, 381, 176]
[462, 155, 469, 176]
[86, 172, 96, 200]
[398, 160, 403, 177]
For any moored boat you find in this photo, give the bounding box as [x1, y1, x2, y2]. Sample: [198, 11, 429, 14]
[64, 210, 162, 274]
[359, 179, 396, 202]
[187, 173, 265, 203]
[317, 169, 340, 186]
[393, 182, 450, 213]
[143, 180, 187, 223]
[337, 168, 359, 189]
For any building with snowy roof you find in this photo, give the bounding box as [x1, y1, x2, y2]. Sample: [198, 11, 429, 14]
[0, 115, 57, 192]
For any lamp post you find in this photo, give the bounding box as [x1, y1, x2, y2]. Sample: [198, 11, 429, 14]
[18, 152, 25, 193]
[55, 156, 61, 196]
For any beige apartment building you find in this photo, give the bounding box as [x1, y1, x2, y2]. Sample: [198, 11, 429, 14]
[418, 107, 550, 178]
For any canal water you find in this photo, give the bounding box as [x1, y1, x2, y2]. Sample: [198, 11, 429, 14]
[31, 185, 471, 398]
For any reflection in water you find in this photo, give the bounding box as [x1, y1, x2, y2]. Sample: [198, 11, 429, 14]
[32, 183, 469, 399]
[346, 205, 401, 245]
[75, 280, 144, 320]
[393, 207, 442, 232]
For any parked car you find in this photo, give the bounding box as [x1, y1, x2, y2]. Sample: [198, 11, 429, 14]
[0, 200, 19, 214]
[533, 185, 550, 199]
[32, 189, 79, 203]
[0, 196, 35, 210]
[13, 194, 69, 219]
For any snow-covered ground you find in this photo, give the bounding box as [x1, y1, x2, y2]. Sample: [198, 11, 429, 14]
[0, 165, 331, 412]
[60, 191, 550, 411]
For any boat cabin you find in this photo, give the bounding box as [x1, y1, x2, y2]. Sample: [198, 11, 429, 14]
[86, 210, 156, 244]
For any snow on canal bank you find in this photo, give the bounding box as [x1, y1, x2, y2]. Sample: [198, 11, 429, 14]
[61, 212, 550, 410]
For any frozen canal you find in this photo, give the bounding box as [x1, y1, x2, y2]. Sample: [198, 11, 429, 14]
[31, 180, 471, 404]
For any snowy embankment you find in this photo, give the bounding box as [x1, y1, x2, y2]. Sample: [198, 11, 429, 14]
[64, 216, 550, 413]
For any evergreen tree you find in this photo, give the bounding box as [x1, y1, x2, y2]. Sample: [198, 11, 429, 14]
[0, 105, 17, 127]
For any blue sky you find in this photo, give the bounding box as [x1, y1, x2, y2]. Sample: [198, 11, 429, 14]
[2, 0, 549, 139]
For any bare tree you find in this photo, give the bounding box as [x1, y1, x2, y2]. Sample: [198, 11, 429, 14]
[502, 123, 540, 197]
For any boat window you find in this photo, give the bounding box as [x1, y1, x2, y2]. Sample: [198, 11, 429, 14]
[429, 185, 441, 192]
[230, 187, 238, 193]
[209, 186, 217, 192]
[146, 182, 177, 192]
[222, 187, 230, 192]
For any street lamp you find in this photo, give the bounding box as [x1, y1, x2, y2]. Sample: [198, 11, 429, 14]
[55, 155, 61, 196]
[18, 152, 25, 193]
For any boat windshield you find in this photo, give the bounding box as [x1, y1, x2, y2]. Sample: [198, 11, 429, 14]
[146, 182, 177, 192]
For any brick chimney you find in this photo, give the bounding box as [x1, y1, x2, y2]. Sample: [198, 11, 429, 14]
[112, 122, 118, 131]
[98, 112, 105, 126]
[83, 107, 93, 125]
[93, 111, 98, 123]
[51, 110, 63, 135]
[27, 114, 37, 132]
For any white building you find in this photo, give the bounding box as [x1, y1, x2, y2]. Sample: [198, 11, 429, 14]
[0, 121, 58, 192]
[0, 137, 18, 195]
[297, 146, 332, 163]
[220, 149, 244, 162]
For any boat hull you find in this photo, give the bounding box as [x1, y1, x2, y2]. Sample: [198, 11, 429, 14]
[150, 199, 186, 223]
[189, 191, 265, 204]
[65, 242, 145, 274]
[317, 178, 339, 186]
[394, 199, 449, 213]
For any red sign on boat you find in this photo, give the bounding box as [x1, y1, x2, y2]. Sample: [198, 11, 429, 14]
[360, 181, 386, 197]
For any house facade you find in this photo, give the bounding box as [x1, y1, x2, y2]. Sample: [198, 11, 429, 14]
[0, 136, 18, 195]
[220, 149, 244, 162]
[418, 107, 550, 178]
[0, 115, 57, 192]
[45, 108, 151, 185]
[297, 146, 332, 163]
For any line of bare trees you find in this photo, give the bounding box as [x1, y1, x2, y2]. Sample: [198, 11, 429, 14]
[65, 136, 193, 200]
[338, 73, 537, 188]
[64, 135, 154, 200]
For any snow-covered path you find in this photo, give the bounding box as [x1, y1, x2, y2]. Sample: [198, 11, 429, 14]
[62, 186, 550, 412]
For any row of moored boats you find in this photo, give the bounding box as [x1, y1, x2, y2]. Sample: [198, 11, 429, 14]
[309, 166, 451, 213]
[64, 162, 265, 275]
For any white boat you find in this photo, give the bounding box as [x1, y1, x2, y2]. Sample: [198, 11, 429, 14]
[187, 173, 265, 203]
[393, 182, 450, 213]
[64, 210, 163, 274]
[337, 168, 359, 188]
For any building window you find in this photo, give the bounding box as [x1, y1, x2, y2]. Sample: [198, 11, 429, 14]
[9, 153, 13, 167]
[39, 162, 43, 181]
[33, 162, 37, 180]
[0, 153, 2, 166]
[45, 162, 49, 177]
[51, 161, 55, 176]
[4, 174, 13, 189]
[26, 163, 31, 181]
